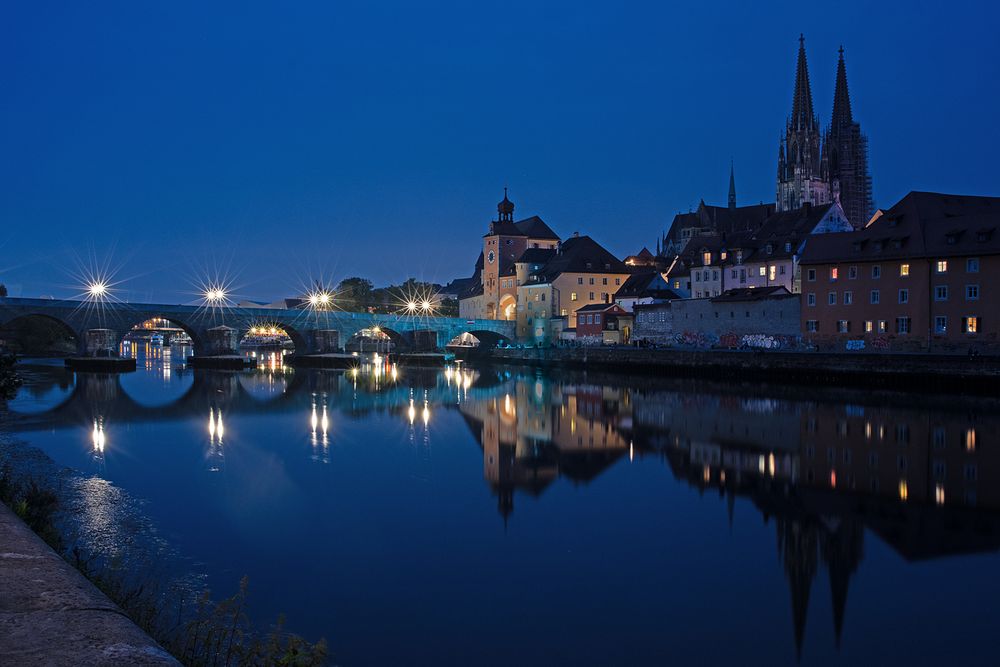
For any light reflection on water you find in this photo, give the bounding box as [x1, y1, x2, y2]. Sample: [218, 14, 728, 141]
[5, 351, 1000, 666]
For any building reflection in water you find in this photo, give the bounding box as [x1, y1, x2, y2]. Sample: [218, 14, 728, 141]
[457, 372, 1000, 656]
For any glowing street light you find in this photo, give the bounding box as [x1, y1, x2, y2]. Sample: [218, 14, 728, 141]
[421, 299, 432, 313]
[406, 300, 418, 314]
[87, 281, 108, 300]
[204, 287, 227, 304]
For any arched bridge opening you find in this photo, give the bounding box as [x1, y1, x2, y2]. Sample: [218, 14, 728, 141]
[0, 313, 81, 357]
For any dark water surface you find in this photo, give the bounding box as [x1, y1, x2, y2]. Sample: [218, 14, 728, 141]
[5, 346, 1000, 666]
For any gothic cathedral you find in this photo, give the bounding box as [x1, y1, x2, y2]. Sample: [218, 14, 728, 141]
[777, 36, 873, 228]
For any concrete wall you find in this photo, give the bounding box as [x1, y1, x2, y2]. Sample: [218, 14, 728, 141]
[635, 295, 800, 348]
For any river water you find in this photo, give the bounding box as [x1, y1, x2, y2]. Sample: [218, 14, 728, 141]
[5, 344, 1000, 666]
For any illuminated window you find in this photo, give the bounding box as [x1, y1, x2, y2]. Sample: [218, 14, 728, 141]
[900, 263, 910, 276]
[703, 251, 712, 265]
[830, 267, 839, 281]
[935, 484, 945, 505]
[758, 266, 766, 277]
[769, 265, 776, 281]
[936, 260, 948, 273]
[965, 428, 976, 452]
[865, 320, 873, 333]
[878, 320, 887, 333]
[570, 292, 578, 302]
[899, 479, 908, 501]
[963, 316, 979, 333]
[720, 251, 727, 260]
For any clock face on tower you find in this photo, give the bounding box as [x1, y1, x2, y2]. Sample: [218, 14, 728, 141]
[487, 250, 495, 264]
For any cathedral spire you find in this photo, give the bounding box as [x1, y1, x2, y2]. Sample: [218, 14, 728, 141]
[728, 160, 736, 210]
[791, 34, 817, 131]
[830, 46, 854, 131]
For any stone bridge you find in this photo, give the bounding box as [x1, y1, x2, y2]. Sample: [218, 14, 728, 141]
[0, 297, 515, 357]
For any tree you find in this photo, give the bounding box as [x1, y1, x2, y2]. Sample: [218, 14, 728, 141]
[0, 284, 7, 297]
[336, 277, 373, 312]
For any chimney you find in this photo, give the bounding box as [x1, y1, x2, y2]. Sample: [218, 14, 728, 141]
[573, 231, 580, 238]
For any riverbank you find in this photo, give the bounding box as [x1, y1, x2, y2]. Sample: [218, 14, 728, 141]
[0, 501, 177, 665]
[458, 347, 1000, 394]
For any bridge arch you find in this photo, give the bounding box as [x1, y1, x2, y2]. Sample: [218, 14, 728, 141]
[0, 313, 82, 356]
[448, 329, 512, 349]
[117, 315, 206, 356]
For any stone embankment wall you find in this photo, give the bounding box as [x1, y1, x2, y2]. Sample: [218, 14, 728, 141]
[469, 347, 1000, 394]
[0, 503, 177, 666]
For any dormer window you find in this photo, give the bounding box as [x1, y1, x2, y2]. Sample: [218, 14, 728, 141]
[702, 251, 712, 266]
[784, 242, 792, 253]
[766, 244, 773, 255]
[586, 262, 592, 269]
[977, 228, 994, 242]
[873, 240, 883, 251]
[720, 250, 727, 261]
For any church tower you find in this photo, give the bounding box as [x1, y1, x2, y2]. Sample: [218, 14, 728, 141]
[777, 35, 830, 212]
[728, 160, 737, 210]
[823, 47, 874, 228]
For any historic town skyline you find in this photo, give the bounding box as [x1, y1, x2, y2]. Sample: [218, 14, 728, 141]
[2, 2, 999, 301]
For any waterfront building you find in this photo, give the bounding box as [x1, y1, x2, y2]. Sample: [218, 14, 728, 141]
[799, 191, 1000, 352]
[458, 193, 631, 343]
[613, 271, 679, 312]
[573, 303, 634, 345]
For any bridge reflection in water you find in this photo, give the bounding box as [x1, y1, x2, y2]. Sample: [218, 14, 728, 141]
[6, 356, 1000, 661]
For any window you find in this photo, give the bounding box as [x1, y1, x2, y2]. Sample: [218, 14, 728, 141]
[769, 265, 776, 281]
[865, 320, 873, 333]
[739, 269, 746, 284]
[936, 260, 948, 273]
[703, 251, 712, 265]
[807, 268, 816, 282]
[602, 277, 607, 285]
[578, 315, 585, 325]
[966, 429, 976, 452]
[806, 320, 819, 332]
[779, 265, 786, 275]
[807, 293, 816, 307]
[713, 270, 719, 281]
[966, 284, 980, 300]
[589, 292, 595, 300]
[848, 266, 858, 279]
[900, 263, 910, 276]
[935, 285, 948, 301]
[898, 289, 909, 304]
[828, 292, 837, 305]
[570, 292, 578, 301]
[870, 290, 880, 304]
[872, 265, 881, 279]
[837, 320, 850, 333]
[843, 291, 853, 305]
[758, 266, 766, 277]
[731, 269, 737, 279]
[615, 278, 621, 285]
[830, 267, 839, 281]
[963, 316, 979, 334]
[897, 316, 911, 334]
[935, 316, 947, 334]
[784, 242, 792, 252]
[878, 320, 887, 333]
[578, 277, 583, 285]
[589, 277, 594, 285]
[594, 314, 601, 324]
[967, 257, 980, 273]
[586, 314, 593, 324]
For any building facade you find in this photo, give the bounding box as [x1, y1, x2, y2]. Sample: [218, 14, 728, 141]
[799, 192, 1000, 352]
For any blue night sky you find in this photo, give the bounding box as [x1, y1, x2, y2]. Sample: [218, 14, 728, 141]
[2, 1, 998, 302]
